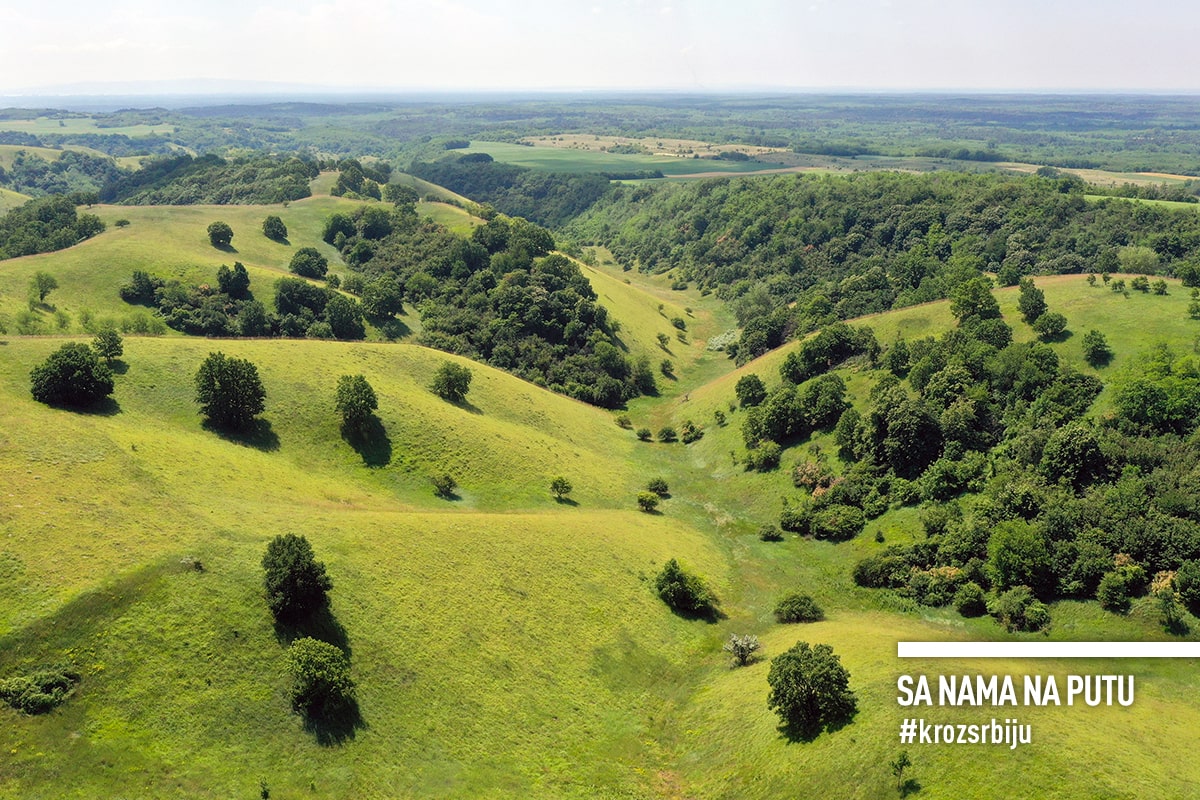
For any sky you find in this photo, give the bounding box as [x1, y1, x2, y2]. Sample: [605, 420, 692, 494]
[2, 0, 1198, 94]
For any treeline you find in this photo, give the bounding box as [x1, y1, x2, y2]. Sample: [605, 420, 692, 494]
[0, 149, 124, 197]
[567, 171, 1200, 362]
[0, 195, 104, 259]
[408, 153, 610, 227]
[108, 154, 318, 205]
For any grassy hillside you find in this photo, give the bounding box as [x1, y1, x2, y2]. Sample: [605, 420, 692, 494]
[7, 214, 1200, 798]
[0, 186, 30, 213]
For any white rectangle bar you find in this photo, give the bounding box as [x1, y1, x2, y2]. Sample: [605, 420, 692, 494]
[898, 642, 1200, 658]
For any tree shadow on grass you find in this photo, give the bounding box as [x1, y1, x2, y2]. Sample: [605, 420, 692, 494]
[778, 708, 857, 744]
[445, 397, 482, 415]
[212, 243, 238, 254]
[273, 603, 352, 658]
[554, 496, 579, 507]
[47, 396, 122, 416]
[341, 416, 392, 467]
[301, 694, 365, 746]
[899, 778, 922, 797]
[667, 603, 726, 625]
[1040, 330, 1073, 344]
[203, 418, 280, 451]
[109, 360, 129, 375]
[371, 316, 411, 341]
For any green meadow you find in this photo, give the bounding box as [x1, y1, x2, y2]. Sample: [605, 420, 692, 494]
[460, 141, 790, 177]
[5, 195, 1200, 798]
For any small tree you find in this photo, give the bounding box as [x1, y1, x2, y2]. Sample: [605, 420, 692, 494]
[1033, 312, 1067, 340]
[735, 373, 767, 407]
[766, 642, 857, 738]
[29, 272, 58, 304]
[91, 326, 123, 364]
[637, 491, 660, 512]
[30, 343, 114, 408]
[774, 592, 824, 623]
[262, 534, 332, 621]
[286, 637, 354, 717]
[207, 221, 233, 248]
[217, 262, 251, 299]
[335, 374, 377, 437]
[1174, 560, 1200, 614]
[1081, 329, 1112, 367]
[262, 215, 288, 241]
[647, 477, 669, 496]
[657, 426, 678, 443]
[1152, 279, 1169, 295]
[289, 247, 328, 279]
[1017, 278, 1047, 323]
[890, 751, 913, 795]
[431, 361, 472, 403]
[194, 351, 266, 431]
[724, 634, 760, 667]
[654, 558, 715, 614]
[635, 427, 653, 441]
[432, 472, 457, 498]
[550, 476, 573, 501]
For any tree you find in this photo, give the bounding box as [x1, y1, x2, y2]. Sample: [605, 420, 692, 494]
[207, 221, 233, 248]
[637, 491, 660, 512]
[657, 426, 678, 443]
[431, 472, 457, 498]
[431, 361, 472, 403]
[335, 374, 377, 437]
[262, 215, 288, 241]
[217, 262, 251, 299]
[890, 751, 913, 795]
[286, 637, 354, 717]
[735, 373, 767, 407]
[360, 274, 404, 318]
[289, 247, 328, 279]
[635, 427, 653, 441]
[29, 271, 57, 304]
[1017, 278, 1047, 323]
[724, 634, 760, 667]
[986, 521, 1053, 596]
[1041, 422, 1107, 490]
[647, 477, 669, 496]
[550, 476, 572, 500]
[774, 592, 824, 623]
[1033, 311, 1067, 340]
[1082, 329, 1112, 367]
[91, 326, 123, 364]
[29, 343, 114, 408]
[654, 558, 715, 614]
[262, 534, 332, 621]
[1174, 560, 1200, 615]
[949, 276, 1000, 323]
[766, 642, 857, 738]
[194, 351, 266, 431]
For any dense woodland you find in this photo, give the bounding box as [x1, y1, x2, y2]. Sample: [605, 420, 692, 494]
[567, 171, 1200, 361]
[0, 194, 103, 259]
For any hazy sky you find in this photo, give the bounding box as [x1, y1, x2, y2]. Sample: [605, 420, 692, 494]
[4, 0, 1199, 93]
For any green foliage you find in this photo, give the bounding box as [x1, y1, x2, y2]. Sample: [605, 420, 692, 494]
[953, 582, 988, 617]
[335, 374, 378, 437]
[1097, 563, 1148, 613]
[431, 472, 457, 498]
[216, 261, 250, 299]
[30, 271, 58, 303]
[1157, 586, 1188, 634]
[0, 195, 104, 260]
[431, 361, 472, 403]
[723, 634, 760, 667]
[635, 427, 652, 441]
[657, 426, 678, 443]
[811, 504, 866, 541]
[774, 592, 824, 623]
[1017, 278, 1047, 323]
[744, 440, 782, 472]
[766, 642, 857, 738]
[989, 585, 1050, 632]
[207, 220, 233, 248]
[1082, 329, 1112, 367]
[647, 477, 669, 496]
[987, 521, 1053, 596]
[1174, 560, 1200, 614]
[194, 351, 266, 431]
[1033, 311, 1068, 340]
[360, 274, 404, 318]
[735, 373, 767, 407]
[636, 491, 660, 513]
[0, 666, 81, 714]
[262, 214, 288, 241]
[262, 534, 332, 621]
[289, 247, 328, 279]
[91, 325, 123, 364]
[29, 342, 114, 408]
[1041, 423, 1107, 490]
[653, 558, 715, 615]
[550, 476, 572, 500]
[107, 153, 315, 205]
[758, 524, 784, 542]
[286, 637, 354, 717]
[950, 276, 1000, 323]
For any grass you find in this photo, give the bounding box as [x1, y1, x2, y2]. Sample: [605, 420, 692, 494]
[8, 207, 1200, 797]
[0, 117, 174, 137]
[0, 186, 30, 214]
[461, 141, 802, 177]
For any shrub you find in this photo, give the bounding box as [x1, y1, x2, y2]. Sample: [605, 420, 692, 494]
[759, 524, 784, 542]
[635, 427, 653, 441]
[811, 504, 865, 541]
[1033, 312, 1067, 340]
[989, 586, 1050, 632]
[194, 352, 266, 431]
[550, 476, 572, 500]
[1174, 560, 1200, 614]
[432, 472, 457, 498]
[91, 326, 124, 364]
[745, 440, 782, 472]
[654, 558, 715, 615]
[953, 582, 988, 617]
[262, 215, 288, 241]
[780, 503, 813, 534]
[774, 592, 824, 623]
[647, 477, 669, 496]
[679, 419, 703, 443]
[766, 642, 856, 738]
[735, 374, 767, 407]
[431, 361, 472, 403]
[657, 426, 678, 443]
[724, 634, 760, 667]
[207, 220, 233, 247]
[289, 247, 329, 279]
[615, 413, 632, 429]
[30, 343, 114, 408]
[0, 666, 81, 714]
[286, 637, 354, 717]
[262, 534, 332, 621]
[637, 491, 660, 512]
[1081, 329, 1112, 367]
[335, 374, 377, 437]
[1097, 563, 1147, 613]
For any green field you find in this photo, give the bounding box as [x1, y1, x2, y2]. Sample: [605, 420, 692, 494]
[0, 117, 174, 137]
[460, 141, 799, 177]
[7, 201, 1200, 797]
